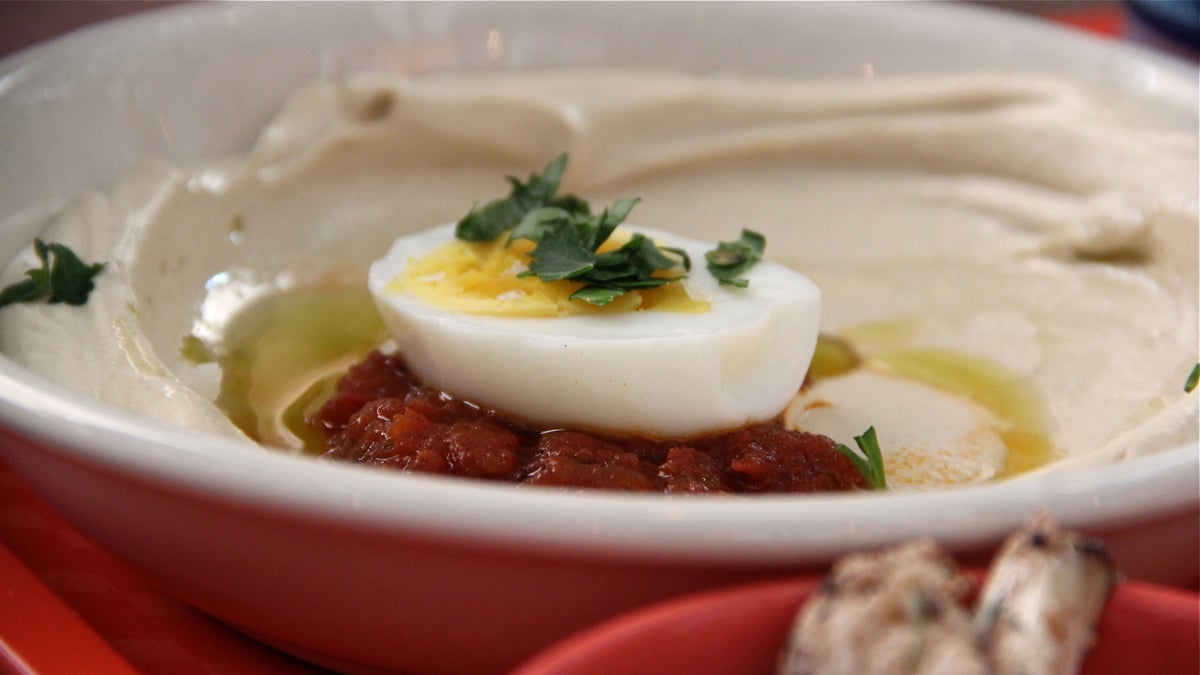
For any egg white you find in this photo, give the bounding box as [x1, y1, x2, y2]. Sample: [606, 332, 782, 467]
[368, 223, 821, 437]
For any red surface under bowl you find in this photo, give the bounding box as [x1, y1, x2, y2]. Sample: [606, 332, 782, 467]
[515, 574, 1200, 675]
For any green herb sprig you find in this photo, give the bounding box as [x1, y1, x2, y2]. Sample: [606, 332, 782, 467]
[835, 425, 888, 490]
[0, 239, 104, 310]
[706, 229, 765, 288]
[455, 154, 589, 242]
[454, 153, 765, 306]
[1186, 363, 1199, 393]
[509, 197, 691, 306]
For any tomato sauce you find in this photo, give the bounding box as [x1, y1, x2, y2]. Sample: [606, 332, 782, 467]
[309, 350, 866, 493]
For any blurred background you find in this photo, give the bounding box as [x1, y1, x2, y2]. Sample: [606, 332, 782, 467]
[1, 1, 1197, 62]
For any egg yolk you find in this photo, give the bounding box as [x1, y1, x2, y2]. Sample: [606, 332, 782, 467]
[391, 230, 709, 317]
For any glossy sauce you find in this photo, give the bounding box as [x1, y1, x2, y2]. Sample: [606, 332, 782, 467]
[309, 349, 866, 493]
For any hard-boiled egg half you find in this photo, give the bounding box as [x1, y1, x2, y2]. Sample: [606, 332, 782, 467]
[368, 223, 821, 437]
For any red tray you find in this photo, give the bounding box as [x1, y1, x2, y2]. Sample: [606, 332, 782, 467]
[0, 454, 324, 675]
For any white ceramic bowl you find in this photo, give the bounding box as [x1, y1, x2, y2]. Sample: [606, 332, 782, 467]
[0, 3, 1196, 674]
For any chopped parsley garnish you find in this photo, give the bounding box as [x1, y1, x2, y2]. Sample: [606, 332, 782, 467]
[0, 239, 104, 310]
[455, 153, 589, 242]
[454, 153, 764, 306]
[509, 197, 691, 306]
[836, 426, 888, 490]
[1186, 363, 1199, 393]
[706, 228, 765, 288]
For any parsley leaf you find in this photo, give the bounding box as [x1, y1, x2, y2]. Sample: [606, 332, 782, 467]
[455, 154, 589, 242]
[453, 153, 767, 306]
[1186, 363, 1199, 393]
[705, 229, 765, 288]
[0, 239, 105, 310]
[835, 426, 888, 490]
[569, 286, 628, 306]
[513, 200, 688, 305]
[520, 222, 596, 280]
[455, 154, 689, 306]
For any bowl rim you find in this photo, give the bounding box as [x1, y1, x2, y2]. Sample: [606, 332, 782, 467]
[0, 0, 1196, 566]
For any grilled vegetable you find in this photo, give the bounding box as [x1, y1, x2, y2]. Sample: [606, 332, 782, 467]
[779, 539, 987, 674]
[974, 514, 1117, 675]
[780, 515, 1117, 675]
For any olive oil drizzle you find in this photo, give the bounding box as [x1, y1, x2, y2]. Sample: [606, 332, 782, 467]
[809, 333, 1058, 478]
[211, 287, 387, 453]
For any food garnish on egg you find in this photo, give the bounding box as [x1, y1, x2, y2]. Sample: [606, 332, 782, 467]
[368, 154, 823, 438]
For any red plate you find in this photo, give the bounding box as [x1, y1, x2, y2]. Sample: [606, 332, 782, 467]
[515, 573, 1200, 675]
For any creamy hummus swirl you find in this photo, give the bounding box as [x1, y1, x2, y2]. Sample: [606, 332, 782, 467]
[1, 70, 1196, 485]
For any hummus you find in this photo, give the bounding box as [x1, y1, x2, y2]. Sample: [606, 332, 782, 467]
[1, 70, 1196, 489]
